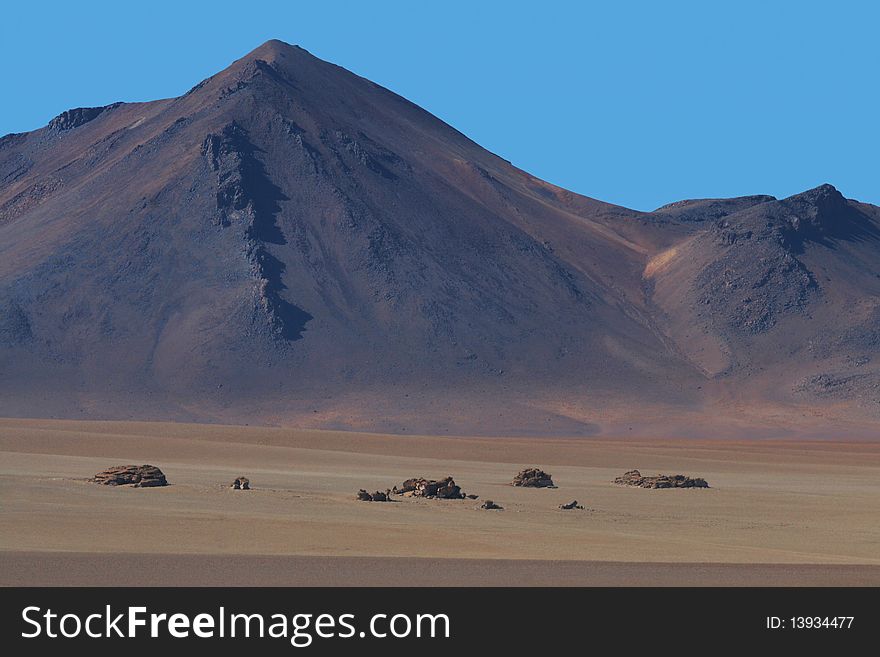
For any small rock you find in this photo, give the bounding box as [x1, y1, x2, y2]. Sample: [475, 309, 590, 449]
[559, 500, 584, 510]
[231, 476, 250, 490]
[356, 489, 392, 502]
[480, 500, 503, 510]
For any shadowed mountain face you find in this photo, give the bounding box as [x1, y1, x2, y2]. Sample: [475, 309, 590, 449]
[1, 40, 879, 436]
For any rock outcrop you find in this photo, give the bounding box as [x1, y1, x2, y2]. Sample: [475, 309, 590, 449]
[48, 103, 121, 131]
[231, 476, 250, 490]
[559, 500, 584, 509]
[93, 465, 167, 487]
[512, 468, 555, 488]
[201, 122, 313, 341]
[392, 477, 465, 499]
[614, 469, 709, 489]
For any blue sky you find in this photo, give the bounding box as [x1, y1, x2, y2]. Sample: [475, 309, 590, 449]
[1, 0, 877, 210]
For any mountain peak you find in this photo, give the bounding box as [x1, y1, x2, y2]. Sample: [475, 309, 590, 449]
[245, 38, 309, 63]
[782, 182, 847, 219]
[785, 183, 843, 206]
[219, 39, 315, 81]
[772, 183, 864, 247]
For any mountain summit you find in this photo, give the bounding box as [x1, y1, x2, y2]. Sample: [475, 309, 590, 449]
[1, 41, 878, 436]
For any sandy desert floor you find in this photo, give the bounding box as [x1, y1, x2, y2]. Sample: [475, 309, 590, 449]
[2, 417, 879, 586]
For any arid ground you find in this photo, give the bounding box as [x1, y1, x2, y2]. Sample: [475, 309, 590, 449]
[2, 417, 879, 586]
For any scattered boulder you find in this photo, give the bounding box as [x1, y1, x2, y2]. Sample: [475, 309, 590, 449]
[93, 465, 167, 487]
[480, 500, 503, 510]
[614, 469, 709, 489]
[356, 489, 392, 502]
[512, 467, 555, 488]
[559, 500, 584, 510]
[231, 476, 250, 490]
[392, 476, 465, 499]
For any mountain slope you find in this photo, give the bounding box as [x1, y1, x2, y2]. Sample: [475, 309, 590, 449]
[1, 40, 878, 436]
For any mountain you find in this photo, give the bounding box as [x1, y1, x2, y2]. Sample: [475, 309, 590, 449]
[1, 40, 878, 437]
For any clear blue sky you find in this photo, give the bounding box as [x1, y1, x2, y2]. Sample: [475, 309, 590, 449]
[2, 0, 877, 210]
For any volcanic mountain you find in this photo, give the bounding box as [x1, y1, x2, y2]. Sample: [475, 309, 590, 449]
[1, 40, 878, 436]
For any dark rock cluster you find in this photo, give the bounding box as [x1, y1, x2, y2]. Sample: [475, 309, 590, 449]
[48, 103, 121, 131]
[92, 465, 167, 487]
[392, 476, 465, 499]
[356, 489, 391, 502]
[614, 469, 708, 489]
[512, 468, 555, 488]
[231, 476, 250, 490]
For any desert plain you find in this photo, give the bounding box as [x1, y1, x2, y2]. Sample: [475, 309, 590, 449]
[2, 417, 879, 586]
